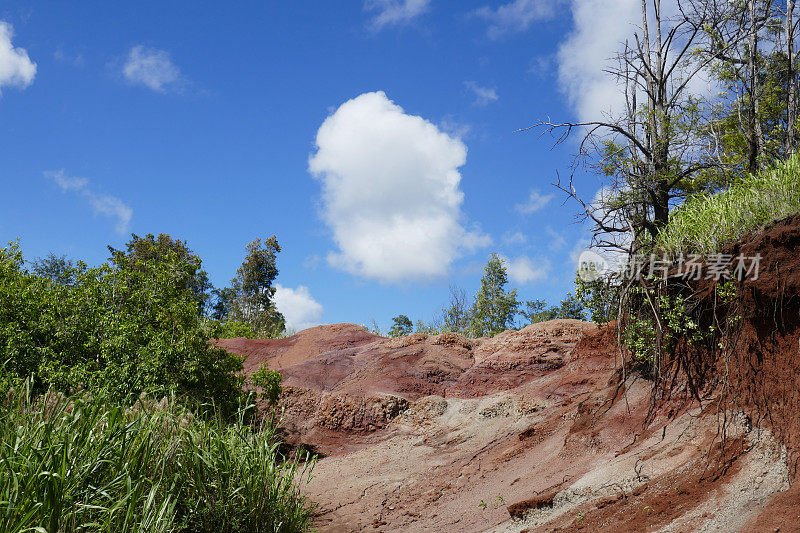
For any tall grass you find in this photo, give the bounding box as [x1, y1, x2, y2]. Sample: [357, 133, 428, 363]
[0, 385, 315, 533]
[658, 155, 800, 256]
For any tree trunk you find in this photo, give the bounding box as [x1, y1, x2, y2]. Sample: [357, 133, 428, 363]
[788, 0, 797, 155]
[747, 0, 762, 172]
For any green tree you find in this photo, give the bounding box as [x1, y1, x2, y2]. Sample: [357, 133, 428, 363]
[469, 254, 520, 337]
[228, 236, 286, 337]
[30, 253, 76, 286]
[388, 315, 413, 337]
[0, 241, 244, 410]
[554, 292, 585, 320]
[210, 286, 236, 321]
[575, 271, 618, 324]
[519, 293, 586, 326]
[520, 299, 557, 325]
[108, 233, 212, 316]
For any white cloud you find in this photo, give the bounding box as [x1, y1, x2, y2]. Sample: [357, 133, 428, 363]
[309, 91, 489, 283]
[303, 254, 321, 269]
[54, 48, 85, 67]
[557, 0, 639, 122]
[87, 194, 133, 234]
[502, 231, 526, 245]
[274, 284, 324, 331]
[464, 81, 498, 106]
[0, 22, 36, 94]
[499, 254, 549, 284]
[364, 0, 430, 31]
[528, 55, 552, 77]
[438, 115, 472, 140]
[546, 226, 567, 250]
[515, 188, 554, 215]
[475, 0, 560, 39]
[50, 172, 89, 192]
[122, 45, 181, 93]
[45, 170, 133, 233]
[556, 1, 713, 123]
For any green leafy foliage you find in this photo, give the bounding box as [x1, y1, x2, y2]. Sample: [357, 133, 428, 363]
[621, 287, 709, 364]
[30, 252, 77, 286]
[414, 318, 444, 335]
[575, 272, 619, 324]
[251, 364, 283, 406]
[109, 233, 213, 316]
[441, 285, 471, 334]
[519, 291, 588, 326]
[388, 315, 413, 337]
[0, 241, 244, 410]
[211, 319, 258, 339]
[519, 299, 557, 324]
[224, 236, 286, 338]
[469, 254, 521, 337]
[0, 384, 314, 533]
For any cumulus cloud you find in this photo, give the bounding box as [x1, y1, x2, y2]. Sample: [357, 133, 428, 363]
[475, 0, 560, 38]
[273, 284, 324, 332]
[464, 81, 498, 106]
[499, 254, 549, 284]
[364, 0, 430, 31]
[556, 0, 714, 122]
[122, 45, 182, 93]
[557, 0, 640, 122]
[515, 188, 554, 215]
[309, 91, 489, 283]
[0, 22, 36, 94]
[45, 170, 133, 233]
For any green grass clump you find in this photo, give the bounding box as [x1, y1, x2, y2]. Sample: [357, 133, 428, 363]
[0, 384, 315, 533]
[658, 155, 800, 256]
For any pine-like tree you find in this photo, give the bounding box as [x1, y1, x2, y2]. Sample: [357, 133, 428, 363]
[469, 254, 520, 337]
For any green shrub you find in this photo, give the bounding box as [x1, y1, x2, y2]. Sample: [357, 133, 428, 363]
[0, 384, 315, 533]
[251, 364, 283, 406]
[658, 154, 800, 256]
[212, 319, 258, 339]
[621, 287, 711, 364]
[0, 242, 244, 411]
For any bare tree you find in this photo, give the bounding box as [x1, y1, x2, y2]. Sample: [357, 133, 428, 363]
[442, 284, 471, 334]
[523, 0, 735, 256]
[785, 0, 798, 153]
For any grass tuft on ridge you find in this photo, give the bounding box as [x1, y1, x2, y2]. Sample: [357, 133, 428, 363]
[658, 155, 800, 256]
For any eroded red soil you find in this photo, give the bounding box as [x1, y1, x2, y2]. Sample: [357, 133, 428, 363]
[212, 214, 800, 531]
[217, 320, 789, 531]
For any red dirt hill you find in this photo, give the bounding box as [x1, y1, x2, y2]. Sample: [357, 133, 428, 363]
[212, 214, 800, 531]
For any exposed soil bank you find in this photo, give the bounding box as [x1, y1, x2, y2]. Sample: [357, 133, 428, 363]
[212, 214, 800, 531]
[217, 320, 788, 531]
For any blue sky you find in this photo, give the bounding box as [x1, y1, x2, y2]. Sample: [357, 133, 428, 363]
[0, 0, 634, 331]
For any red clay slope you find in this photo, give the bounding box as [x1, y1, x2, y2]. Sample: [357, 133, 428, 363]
[215, 323, 379, 373]
[217, 318, 794, 531]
